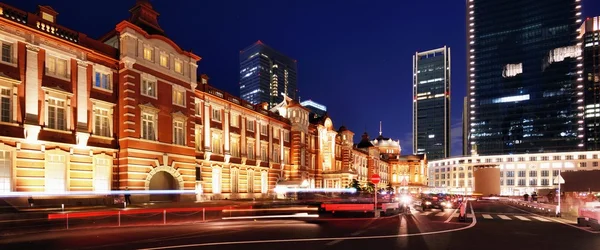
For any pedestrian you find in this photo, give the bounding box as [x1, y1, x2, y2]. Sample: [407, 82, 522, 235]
[125, 187, 132, 204]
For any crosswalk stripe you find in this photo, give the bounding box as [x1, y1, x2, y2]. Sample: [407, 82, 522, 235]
[515, 216, 530, 221]
[482, 214, 493, 219]
[532, 216, 551, 222]
[435, 212, 446, 217]
[452, 213, 459, 218]
[421, 212, 432, 215]
[498, 215, 512, 220]
[467, 214, 474, 218]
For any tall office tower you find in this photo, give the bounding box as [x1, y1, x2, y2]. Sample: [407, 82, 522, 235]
[300, 100, 327, 117]
[413, 46, 451, 160]
[466, 0, 582, 155]
[582, 17, 600, 150]
[463, 96, 469, 156]
[240, 40, 298, 108]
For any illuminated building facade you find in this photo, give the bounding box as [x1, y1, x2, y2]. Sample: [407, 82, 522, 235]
[239, 41, 298, 108]
[300, 99, 327, 117]
[0, 2, 425, 203]
[413, 46, 451, 160]
[466, 0, 582, 155]
[428, 151, 600, 196]
[581, 17, 600, 150]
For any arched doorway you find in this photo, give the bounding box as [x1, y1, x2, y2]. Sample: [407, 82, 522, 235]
[148, 171, 178, 202]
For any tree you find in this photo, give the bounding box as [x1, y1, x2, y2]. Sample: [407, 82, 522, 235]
[347, 179, 362, 192]
[363, 182, 375, 194]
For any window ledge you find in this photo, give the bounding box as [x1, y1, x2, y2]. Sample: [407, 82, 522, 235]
[43, 127, 71, 134]
[0, 121, 19, 127]
[92, 86, 113, 94]
[0, 60, 17, 68]
[45, 73, 71, 82]
[140, 93, 158, 100]
[90, 134, 114, 140]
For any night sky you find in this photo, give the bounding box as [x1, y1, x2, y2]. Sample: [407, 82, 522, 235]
[6, 0, 600, 156]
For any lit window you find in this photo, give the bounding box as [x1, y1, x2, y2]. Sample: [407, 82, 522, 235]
[94, 157, 111, 192]
[194, 125, 203, 151]
[194, 101, 202, 117]
[141, 78, 157, 98]
[230, 114, 239, 127]
[231, 138, 240, 157]
[94, 71, 112, 91]
[0, 151, 11, 193]
[212, 133, 222, 154]
[272, 144, 279, 163]
[141, 112, 156, 141]
[261, 171, 268, 194]
[47, 98, 66, 130]
[212, 167, 221, 194]
[159, 53, 169, 68]
[273, 128, 280, 139]
[284, 131, 290, 142]
[172, 88, 184, 106]
[246, 120, 254, 132]
[261, 144, 268, 162]
[247, 170, 255, 193]
[46, 55, 68, 78]
[45, 154, 66, 193]
[1, 42, 12, 64]
[231, 168, 239, 193]
[260, 124, 267, 135]
[247, 141, 255, 159]
[143, 47, 153, 61]
[0, 88, 11, 123]
[93, 108, 111, 137]
[174, 60, 183, 74]
[284, 149, 290, 164]
[173, 120, 185, 146]
[212, 109, 221, 122]
[41, 12, 54, 22]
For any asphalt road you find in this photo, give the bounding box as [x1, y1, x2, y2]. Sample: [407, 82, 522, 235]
[1, 201, 598, 250]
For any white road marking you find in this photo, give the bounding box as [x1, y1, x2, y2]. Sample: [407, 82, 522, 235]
[532, 216, 551, 222]
[504, 203, 600, 234]
[421, 211, 432, 216]
[467, 214, 474, 218]
[515, 216, 530, 221]
[452, 213, 459, 218]
[482, 214, 493, 219]
[435, 212, 446, 217]
[222, 213, 318, 220]
[137, 204, 479, 250]
[498, 215, 512, 220]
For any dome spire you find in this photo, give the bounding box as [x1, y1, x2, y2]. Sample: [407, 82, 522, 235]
[379, 121, 382, 136]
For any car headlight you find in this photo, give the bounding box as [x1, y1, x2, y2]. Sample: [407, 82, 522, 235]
[425, 201, 432, 205]
[445, 203, 452, 208]
[401, 195, 412, 204]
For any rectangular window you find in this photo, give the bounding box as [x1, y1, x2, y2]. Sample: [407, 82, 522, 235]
[518, 179, 526, 186]
[172, 89, 184, 106]
[541, 170, 549, 177]
[231, 139, 240, 157]
[159, 53, 169, 68]
[141, 79, 157, 98]
[1, 43, 12, 63]
[212, 109, 221, 122]
[212, 134, 222, 154]
[195, 102, 202, 117]
[143, 47, 153, 61]
[194, 125, 203, 151]
[46, 55, 68, 78]
[94, 158, 111, 192]
[507, 179, 514, 186]
[284, 149, 290, 164]
[506, 171, 514, 177]
[173, 120, 185, 146]
[273, 128, 280, 139]
[47, 98, 66, 130]
[94, 71, 112, 91]
[518, 171, 526, 177]
[247, 142, 255, 159]
[247, 170, 254, 193]
[195, 167, 201, 181]
[212, 168, 221, 194]
[174, 60, 183, 74]
[529, 171, 537, 177]
[141, 112, 156, 140]
[261, 144, 268, 162]
[94, 108, 110, 137]
[45, 154, 66, 193]
[284, 131, 290, 142]
[0, 151, 11, 193]
[260, 125, 267, 135]
[1, 88, 11, 122]
[246, 120, 254, 132]
[529, 179, 537, 186]
[231, 168, 239, 193]
[261, 171, 268, 194]
[231, 114, 239, 127]
[272, 144, 279, 163]
[553, 170, 560, 176]
[541, 179, 549, 186]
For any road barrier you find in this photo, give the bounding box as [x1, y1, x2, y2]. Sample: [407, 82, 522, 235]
[458, 201, 467, 222]
[502, 198, 557, 216]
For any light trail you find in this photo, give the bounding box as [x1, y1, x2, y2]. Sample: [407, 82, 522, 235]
[0, 190, 197, 197]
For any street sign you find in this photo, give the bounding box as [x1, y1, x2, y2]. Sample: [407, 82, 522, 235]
[553, 175, 565, 185]
[371, 174, 381, 184]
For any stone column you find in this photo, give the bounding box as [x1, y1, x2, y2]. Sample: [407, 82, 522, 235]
[203, 102, 211, 151]
[224, 108, 230, 154]
[24, 45, 41, 141]
[75, 60, 90, 147]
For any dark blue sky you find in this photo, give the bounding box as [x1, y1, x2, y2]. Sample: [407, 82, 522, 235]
[8, 0, 600, 156]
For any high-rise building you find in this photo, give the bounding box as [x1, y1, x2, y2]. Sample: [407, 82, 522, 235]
[582, 17, 600, 150]
[412, 46, 451, 160]
[300, 99, 327, 117]
[463, 96, 469, 156]
[239, 41, 298, 108]
[466, 0, 582, 155]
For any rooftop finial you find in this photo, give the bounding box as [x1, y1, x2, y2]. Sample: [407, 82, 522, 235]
[379, 121, 382, 136]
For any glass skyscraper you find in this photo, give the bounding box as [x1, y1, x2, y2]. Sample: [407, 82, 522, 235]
[413, 46, 451, 160]
[582, 17, 600, 150]
[239, 41, 298, 107]
[466, 0, 582, 155]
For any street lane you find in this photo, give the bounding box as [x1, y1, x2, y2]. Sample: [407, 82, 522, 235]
[0, 201, 597, 250]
